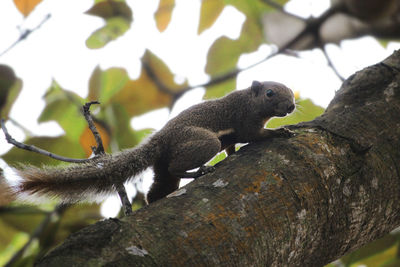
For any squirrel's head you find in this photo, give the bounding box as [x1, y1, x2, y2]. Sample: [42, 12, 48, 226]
[250, 80, 295, 118]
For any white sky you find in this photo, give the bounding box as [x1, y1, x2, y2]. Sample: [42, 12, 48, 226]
[1, 0, 399, 216]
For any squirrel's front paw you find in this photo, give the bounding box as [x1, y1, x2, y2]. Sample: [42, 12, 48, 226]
[274, 127, 295, 138]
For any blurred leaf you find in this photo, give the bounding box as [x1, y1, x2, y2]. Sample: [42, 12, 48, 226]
[88, 66, 129, 104]
[341, 233, 399, 266]
[155, 0, 175, 32]
[204, 78, 236, 99]
[142, 50, 188, 91]
[266, 98, 325, 128]
[205, 19, 262, 97]
[0, 232, 28, 266]
[79, 121, 111, 157]
[0, 209, 44, 234]
[379, 39, 390, 48]
[208, 151, 226, 166]
[227, 0, 289, 19]
[38, 80, 86, 142]
[41, 204, 102, 249]
[198, 0, 224, 34]
[86, 17, 130, 49]
[0, 218, 23, 249]
[85, 0, 132, 49]
[0, 64, 22, 119]
[206, 36, 240, 75]
[383, 258, 400, 267]
[353, 244, 397, 267]
[111, 50, 187, 117]
[86, 0, 132, 21]
[105, 103, 151, 149]
[204, 0, 290, 95]
[111, 75, 170, 118]
[2, 136, 85, 166]
[13, 0, 42, 17]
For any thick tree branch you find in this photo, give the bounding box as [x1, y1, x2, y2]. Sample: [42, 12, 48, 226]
[34, 51, 400, 266]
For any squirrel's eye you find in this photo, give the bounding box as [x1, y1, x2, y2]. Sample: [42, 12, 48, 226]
[266, 89, 275, 97]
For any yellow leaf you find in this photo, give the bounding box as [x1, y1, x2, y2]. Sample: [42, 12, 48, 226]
[79, 122, 111, 157]
[111, 50, 188, 116]
[142, 50, 187, 92]
[198, 0, 224, 34]
[112, 70, 171, 116]
[13, 0, 42, 17]
[155, 0, 175, 32]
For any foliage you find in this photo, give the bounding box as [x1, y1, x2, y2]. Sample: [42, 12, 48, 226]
[0, 0, 399, 266]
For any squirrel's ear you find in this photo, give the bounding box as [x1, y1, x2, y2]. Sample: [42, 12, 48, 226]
[251, 81, 263, 96]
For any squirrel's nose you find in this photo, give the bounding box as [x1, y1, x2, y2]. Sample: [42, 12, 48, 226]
[287, 104, 295, 113]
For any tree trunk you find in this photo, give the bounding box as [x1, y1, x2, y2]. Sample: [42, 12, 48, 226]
[35, 51, 400, 267]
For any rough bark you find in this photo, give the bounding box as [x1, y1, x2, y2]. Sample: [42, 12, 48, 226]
[35, 51, 400, 266]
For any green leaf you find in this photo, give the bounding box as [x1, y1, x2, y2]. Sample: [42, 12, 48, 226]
[204, 78, 236, 99]
[86, 0, 132, 21]
[106, 103, 148, 149]
[198, 0, 225, 34]
[45, 204, 102, 247]
[2, 136, 85, 166]
[38, 80, 86, 142]
[85, 0, 132, 49]
[88, 66, 129, 104]
[208, 152, 226, 166]
[203, 0, 290, 96]
[86, 17, 130, 49]
[0, 232, 29, 267]
[155, 0, 175, 32]
[266, 98, 325, 128]
[0, 64, 22, 119]
[205, 19, 263, 97]
[340, 233, 399, 266]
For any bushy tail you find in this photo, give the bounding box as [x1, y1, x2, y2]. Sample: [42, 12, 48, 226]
[15, 140, 160, 203]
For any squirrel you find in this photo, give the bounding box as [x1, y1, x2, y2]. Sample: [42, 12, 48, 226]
[14, 81, 295, 204]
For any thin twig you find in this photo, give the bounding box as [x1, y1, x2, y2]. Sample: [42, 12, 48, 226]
[0, 14, 51, 57]
[82, 102, 133, 216]
[321, 47, 345, 81]
[4, 204, 68, 267]
[261, 0, 304, 20]
[82, 101, 105, 155]
[1, 119, 91, 163]
[115, 183, 133, 216]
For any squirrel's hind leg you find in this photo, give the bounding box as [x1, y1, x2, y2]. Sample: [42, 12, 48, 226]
[167, 127, 221, 178]
[146, 161, 180, 204]
[146, 127, 220, 203]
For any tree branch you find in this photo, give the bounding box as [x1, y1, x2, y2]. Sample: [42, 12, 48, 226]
[321, 47, 346, 81]
[33, 51, 400, 266]
[1, 119, 90, 163]
[0, 14, 51, 57]
[149, 2, 345, 99]
[1, 102, 133, 215]
[82, 101, 105, 155]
